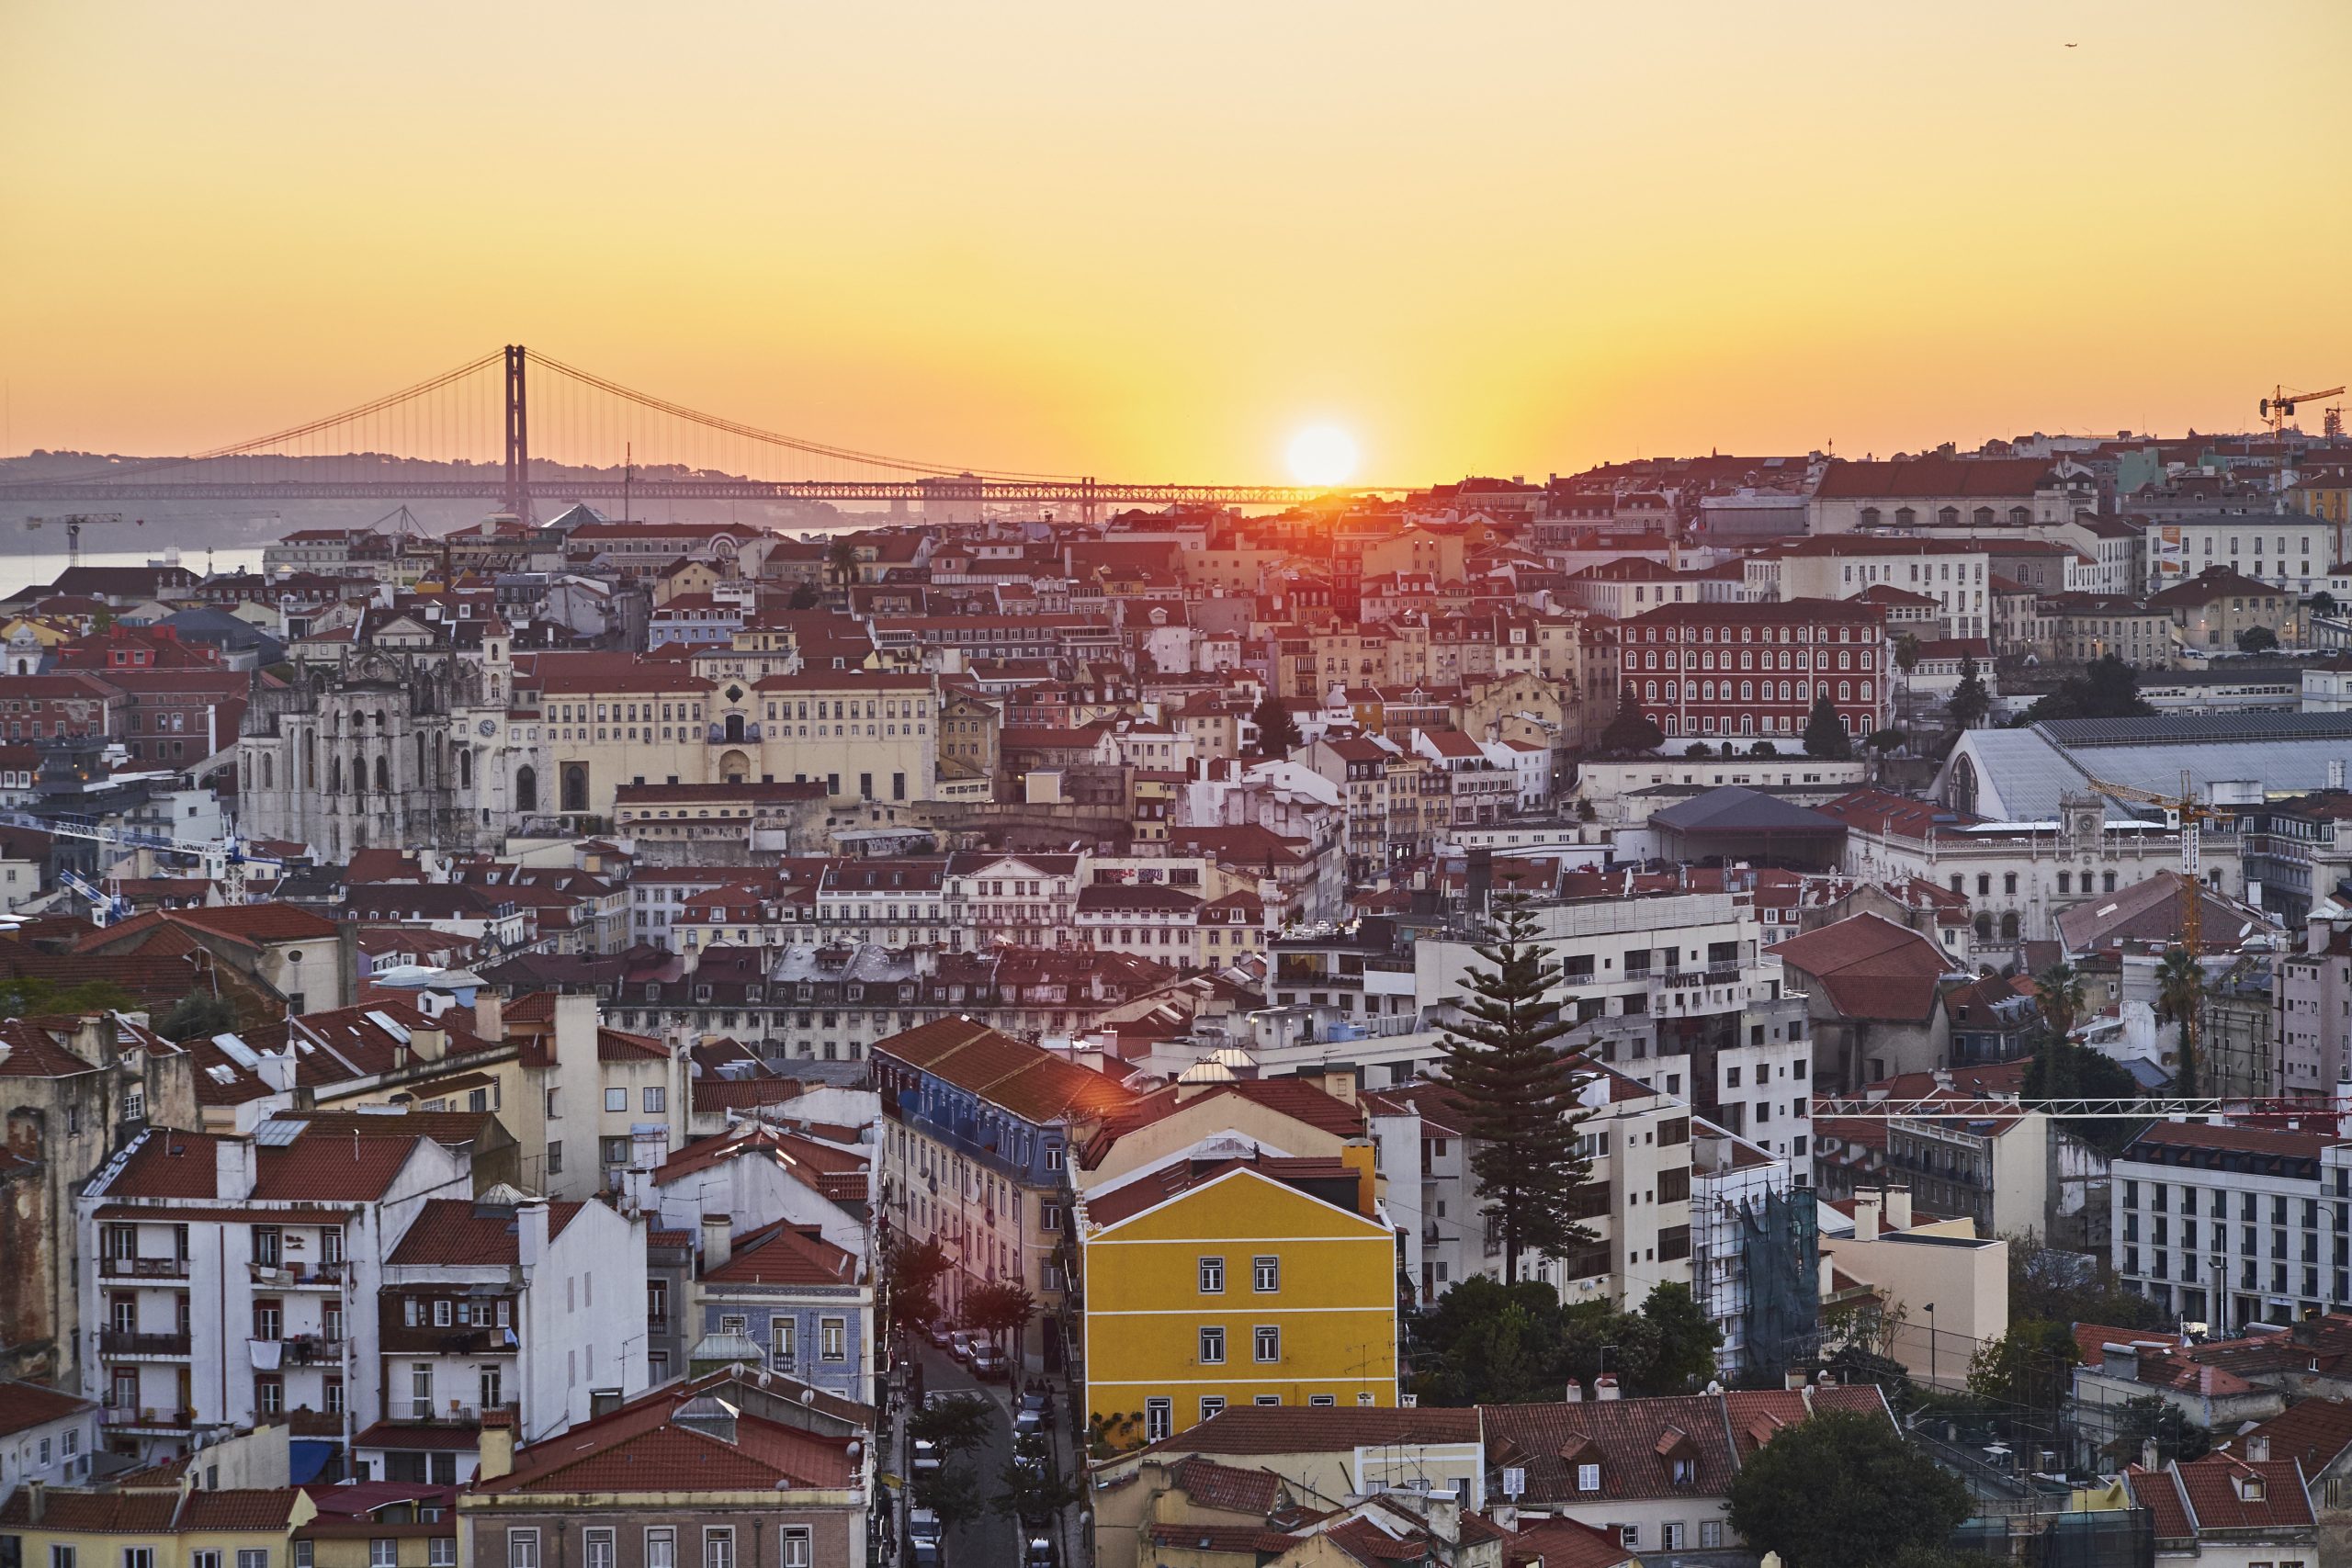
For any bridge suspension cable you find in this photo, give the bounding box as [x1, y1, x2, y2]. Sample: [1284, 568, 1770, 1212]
[526, 350, 1080, 482]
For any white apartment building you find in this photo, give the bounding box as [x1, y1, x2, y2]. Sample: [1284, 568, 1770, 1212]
[2148, 513, 2336, 596]
[2110, 1121, 2348, 1333]
[1768, 537, 1996, 639]
[77, 1122, 471, 1469]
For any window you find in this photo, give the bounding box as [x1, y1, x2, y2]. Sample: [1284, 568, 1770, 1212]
[1198, 1257, 1225, 1293]
[546, 1141, 562, 1174]
[1199, 1326, 1227, 1364]
[1577, 1462, 1600, 1492]
[644, 1534, 674, 1568]
[237, 1554, 268, 1568]
[778, 1534, 810, 1568]
[1253, 1256, 1280, 1292]
[1200, 1395, 1227, 1424]
[1254, 1325, 1281, 1362]
[1620, 1528, 1639, 1550]
[370, 1544, 397, 1568]
[507, 1535, 538, 1568]
[703, 1530, 733, 1568]
[821, 1317, 846, 1360]
[193, 1553, 223, 1568]
[1701, 1523, 1724, 1550]
[52, 1551, 75, 1568]
[772, 1317, 796, 1369]
[644, 1087, 666, 1113]
[605, 1089, 627, 1111]
[429, 1545, 456, 1568]
[1308, 1394, 1337, 1407]
[124, 1553, 154, 1568]
[1146, 1398, 1172, 1441]
[1661, 1524, 1685, 1551]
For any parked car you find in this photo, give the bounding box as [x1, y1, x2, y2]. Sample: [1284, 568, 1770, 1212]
[910, 1541, 944, 1568]
[948, 1330, 977, 1364]
[1012, 1404, 1045, 1438]
[925, 1319, 955, 1349]
[1024, 1536, 1057, 1568]
[1016, 1389, 1053, 1427]
[908, 1508, 944, 1550]
[969, 1341, 1008, 1380]
[911, 1438, 942, 1476]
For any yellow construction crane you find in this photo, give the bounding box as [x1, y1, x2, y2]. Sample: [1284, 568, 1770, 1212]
[2263, 383, 2346, 434]
[2071, 766, 2225, 1078]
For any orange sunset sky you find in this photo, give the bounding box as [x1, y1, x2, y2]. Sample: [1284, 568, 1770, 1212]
[3, 1, 2348, 485]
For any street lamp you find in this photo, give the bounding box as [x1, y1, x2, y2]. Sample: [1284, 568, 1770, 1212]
[1925, 1302, 1937, 1385]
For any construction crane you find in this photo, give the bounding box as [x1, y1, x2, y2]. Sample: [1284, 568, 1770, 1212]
[24, 513, 139, 571]
[0, 809, 281, 908]
[2262, 383, 2346, 436]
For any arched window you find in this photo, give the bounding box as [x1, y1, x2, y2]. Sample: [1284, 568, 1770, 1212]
[1740, 682, 1753, 701]
[353, 751, 368, 793]
[329, 756, 343, 794]
[458, 749, 473, 789]
[2000, 912, 2021, 939]
[1839, 682, 1852, 701]
[1665, 715, 1679, 735]
[561, 763, 589, 813]
[515, 765, 538, 813]
[303, 735, 316, 789]
[1741, 715, 1754, 735]
[1645, 681, 1657, 700]
[374, 756, 390, 793]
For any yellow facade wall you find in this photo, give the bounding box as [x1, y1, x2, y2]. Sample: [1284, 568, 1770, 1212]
[1080, 1168, 1396, 1442]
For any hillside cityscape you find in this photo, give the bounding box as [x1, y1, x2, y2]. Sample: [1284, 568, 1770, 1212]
[2, 420, 2352, 1568]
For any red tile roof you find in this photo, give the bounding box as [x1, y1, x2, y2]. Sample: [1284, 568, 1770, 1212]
[705, 1219, 860, 1287]
[475, 1399, 854, 1494]
[385, 1199, 586, 1266]
[1173, 1456, 1286, 1516]
[0, 1378, 97, 1436]
[1134, 1404, 1479, 1460]
[1767, 913, 1953, 1021]
[1078, 1077, 1366, 1169]
[876, 1017, 1137, 1124]
[104, 1129, 224, 1199]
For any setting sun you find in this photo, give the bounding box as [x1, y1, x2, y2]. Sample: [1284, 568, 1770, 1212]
[1286, 423, 1360, 488]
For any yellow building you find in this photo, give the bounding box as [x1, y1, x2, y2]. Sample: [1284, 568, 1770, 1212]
[0, 1482, 315, 1568]
[1078, 1156, 1397, 1447]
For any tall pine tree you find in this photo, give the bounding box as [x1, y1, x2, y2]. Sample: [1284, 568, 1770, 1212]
[1433, 888, 1598, 1281]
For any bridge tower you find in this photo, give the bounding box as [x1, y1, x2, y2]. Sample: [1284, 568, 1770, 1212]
[503, 344, 531, 521]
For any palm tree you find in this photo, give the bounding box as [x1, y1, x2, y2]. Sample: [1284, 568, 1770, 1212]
[2033, 961, 2086, 1041]
[2154, 946, 2204, 1095]
[826, 536, 859, 589]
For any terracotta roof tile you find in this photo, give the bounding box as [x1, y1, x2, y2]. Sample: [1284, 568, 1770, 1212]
[385, 1199, 586, 1266]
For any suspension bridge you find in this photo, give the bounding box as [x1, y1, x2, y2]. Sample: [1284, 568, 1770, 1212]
[0, 345, 1373, 520]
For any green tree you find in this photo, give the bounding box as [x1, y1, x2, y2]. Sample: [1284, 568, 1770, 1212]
[1726, 1410, 1973, 1568]
[826, 536, 860, 588]
[912, 1462, 986, 1530]
[1250, 693, 1304, 757]
[962, 1279, 1037, 1375]
[1946, 655, 1992, 732]
[2312, 590, 2340, 617]
[2235, 625, 2279, 654]
[1415, 1279, 1570, 1405]
[1598, 688, 1663, 752]
[1895, 633, 1922, 680]
[2006, 1231, 2168, 1333]
[158, 989, 240, 1042]
[1684, 741, 1713, 759]
[1748, 739, 1778, 757]
[2154, 946, 2203, 1096]
[2105, 1392, 2209, 1466]
[2031, 961, 2086, 1040]
[1431, 893, 1597, 1282]
[1803, 694, 1852, 759]
[786, 581, 820, 610]
[910, 1395, 991, 1456]
[994, 1433, 1082, 1522]
[0, 976, 138, 1021]
[1867, 727, 1905, 753]
[2021, 1038, 2146, 1155]
[1633, 1281, 1721, 1394]
[882, 1235, 952, 1337]
[2027, 654, 2153, 723]
[1967, 1318, 2078, 1415]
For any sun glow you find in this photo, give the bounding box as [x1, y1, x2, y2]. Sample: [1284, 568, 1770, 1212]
[1286, 423, 1360, 488]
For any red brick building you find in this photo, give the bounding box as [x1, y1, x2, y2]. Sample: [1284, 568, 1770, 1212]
[1617, 598, 1890, 743]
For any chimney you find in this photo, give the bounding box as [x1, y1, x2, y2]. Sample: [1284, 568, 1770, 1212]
[1311, 1064, 1358, 1107]
[410, 1025, 447, 1062]
[2141, 1438, 2160, 1472]
[1563, 1380, 1583, 1403]
[1784, 1369, 1808, 1392]
[515, 1200, 550, 1271]
[257, 1048, 296, 1094]
[1883, 1183, 1912, 1232]
[215, 1137, 257, 1201]
[2247, 1434, 2271, 1463]
[2101, 1342, 2141, 1379]
[702, 1213, 732, 1271]
[474, 995, 505, 1042]
[26, 1482, 43, 1525]
[476, 1408, 515, 1481]
[1594, 1374, 1621, 1402]
[1853, 1190, 1881, 1242]
[1422, 1489, 1460, 1545]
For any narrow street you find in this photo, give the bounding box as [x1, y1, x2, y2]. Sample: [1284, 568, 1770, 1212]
[908, 1341, 1017, 1568]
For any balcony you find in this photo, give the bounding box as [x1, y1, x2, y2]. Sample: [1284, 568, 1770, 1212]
[99, 1256, 189, 1281]
[253, 1260, 347, 1290]
[99, 1329, 191, 1359]
[387, 1400, 518, 1429]
[280, 1334, 345, 1367]
[102, 1405, 192, 1433]
[379, 1324, 519, 1356]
